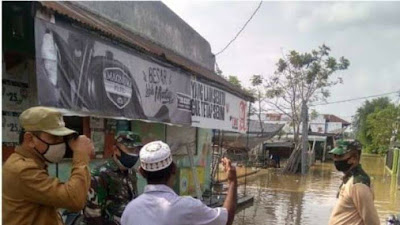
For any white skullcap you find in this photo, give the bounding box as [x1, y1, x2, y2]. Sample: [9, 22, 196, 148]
[140, 141, 173, 172]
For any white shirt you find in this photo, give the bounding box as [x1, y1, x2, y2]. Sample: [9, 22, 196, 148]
[121, 184, 228, 225]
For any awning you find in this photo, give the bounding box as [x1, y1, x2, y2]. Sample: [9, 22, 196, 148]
[222, 122, 285, 149]
[37, 1, 254, 102]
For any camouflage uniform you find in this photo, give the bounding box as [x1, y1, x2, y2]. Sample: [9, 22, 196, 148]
[82, 132, 142, 225]
[82, 158, 138, 225]
[337, 164, 370, 197]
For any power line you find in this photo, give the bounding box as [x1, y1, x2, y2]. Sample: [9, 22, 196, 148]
[215, 1, 263, 56]
[310, 90, 400, 107]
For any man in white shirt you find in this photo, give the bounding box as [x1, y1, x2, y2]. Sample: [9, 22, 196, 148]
[121, 141, 237, 225]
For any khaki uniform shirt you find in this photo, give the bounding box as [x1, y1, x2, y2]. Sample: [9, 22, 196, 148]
[329, 165, 380, 225]
[2, 145, 90, 225]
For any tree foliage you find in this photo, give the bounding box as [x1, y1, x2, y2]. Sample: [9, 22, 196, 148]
[228, 75, 242, 88]
[248, 74, 267, 135]
[363, 103, 399, 154]
[353, 97, 392, 153]
[310, 109, 320, 121]
[263, 44, 349, 145]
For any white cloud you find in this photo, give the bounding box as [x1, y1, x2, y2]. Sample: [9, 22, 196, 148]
[162, 1, 400, 118]
[295, 2, 400, 33]
[297, 2, 372, 32]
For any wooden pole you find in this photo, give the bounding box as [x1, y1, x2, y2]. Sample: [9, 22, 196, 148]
[244, 102, 251, 196]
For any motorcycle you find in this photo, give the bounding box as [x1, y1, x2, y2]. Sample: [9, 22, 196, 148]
[387, 214, 400, 225]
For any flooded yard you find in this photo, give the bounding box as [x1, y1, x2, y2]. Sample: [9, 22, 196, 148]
[233, 155, 400, 225]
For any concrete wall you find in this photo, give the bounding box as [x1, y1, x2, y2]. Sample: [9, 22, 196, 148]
[73, 1, 215, 71]
[175, 128, 213, 193]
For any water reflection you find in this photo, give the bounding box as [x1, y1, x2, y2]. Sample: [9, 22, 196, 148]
[233, 156, 400, 225]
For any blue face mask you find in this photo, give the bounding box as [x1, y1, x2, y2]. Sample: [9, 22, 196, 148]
[116, 145, 139, 169]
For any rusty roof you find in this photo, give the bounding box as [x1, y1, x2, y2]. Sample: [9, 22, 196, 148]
[38, 1, 254, 102]
[323, 114, 351, 126]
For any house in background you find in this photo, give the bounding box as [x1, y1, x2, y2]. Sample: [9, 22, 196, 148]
[323, 114, 351, 134]
[256, 113, 351, 136]
[254, 113, 351, 163]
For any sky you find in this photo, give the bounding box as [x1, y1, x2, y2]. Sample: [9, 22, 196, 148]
[162, 1, 400, 123]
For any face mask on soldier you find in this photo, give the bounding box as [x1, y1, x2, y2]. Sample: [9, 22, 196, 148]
[334, 159, 353, 172]
[116, 145, 139, 169]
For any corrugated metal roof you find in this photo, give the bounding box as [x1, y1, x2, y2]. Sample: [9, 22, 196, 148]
[38, 1, 254, 101]
[222, 121, 285, 150]
[248, 120, 285, 133]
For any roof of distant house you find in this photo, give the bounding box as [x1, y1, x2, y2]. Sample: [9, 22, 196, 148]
[264, 113, 350, 125]
[323, 114, 351, 126]
[248, 120, 285, 134]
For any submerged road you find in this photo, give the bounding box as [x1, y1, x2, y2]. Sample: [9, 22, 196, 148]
[232, 156, 400, 225]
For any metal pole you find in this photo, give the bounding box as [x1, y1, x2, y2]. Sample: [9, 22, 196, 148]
[311, 137, 316, 166]
[217, 130, 222, 183]
[164, 124, 167, 142]
[301, 101, 309, 174]
[322, 139, 327, 162]
[244, 102, 252, 196]
[187, 144, 202, 200]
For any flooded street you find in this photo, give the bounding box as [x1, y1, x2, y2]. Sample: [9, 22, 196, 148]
[233, 156, 400, 225]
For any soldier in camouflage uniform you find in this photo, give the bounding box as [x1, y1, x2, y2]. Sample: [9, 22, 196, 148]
[328, 140, 380, 225]
[82, 131, 143, 225]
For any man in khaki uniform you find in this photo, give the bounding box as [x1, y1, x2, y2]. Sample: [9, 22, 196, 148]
[328, 140, 380, 225]
[3, 107, 94, 225]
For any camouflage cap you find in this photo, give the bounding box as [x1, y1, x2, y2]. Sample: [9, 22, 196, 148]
[329, 140, 362, 155]
[115, 131, 143, 148]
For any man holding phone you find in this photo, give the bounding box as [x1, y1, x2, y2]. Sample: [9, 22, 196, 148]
[2, 106, 94, 225]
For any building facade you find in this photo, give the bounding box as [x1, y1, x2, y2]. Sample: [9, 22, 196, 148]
[2, 1, 253, 197]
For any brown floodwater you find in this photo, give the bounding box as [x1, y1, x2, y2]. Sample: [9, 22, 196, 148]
[232, 155, 400, 225]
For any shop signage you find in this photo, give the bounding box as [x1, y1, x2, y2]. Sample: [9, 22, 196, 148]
[191, 80, 248, 133]
[35, 18, 191, 125]
[2, 111, 22, 145]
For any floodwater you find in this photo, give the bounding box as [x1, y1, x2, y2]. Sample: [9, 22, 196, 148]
[232, 155, 400, 225]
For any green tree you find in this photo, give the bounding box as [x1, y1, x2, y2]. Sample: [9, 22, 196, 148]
[249, 74, 266, 135]
[265, 45, 349, 144]
[353, 97, 392, 153]
[227, 75, 242, 88]
[261, 44, 350, 173]
[310, 109, 319, 121]
[366, 104, 400, 154]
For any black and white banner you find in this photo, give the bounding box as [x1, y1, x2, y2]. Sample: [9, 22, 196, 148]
[35, 18, 192, 125]
[191, 80, 248, 133]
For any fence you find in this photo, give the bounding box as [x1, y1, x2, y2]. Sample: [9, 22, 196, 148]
[386, 148, 399, 178]
[386, 149, 394, 170]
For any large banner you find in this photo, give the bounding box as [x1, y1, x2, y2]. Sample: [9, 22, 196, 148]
[35, 18, 192, 125]
[191, 80, 248, 133]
